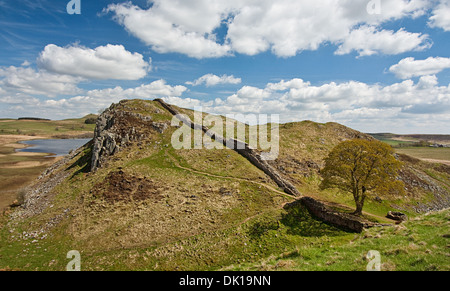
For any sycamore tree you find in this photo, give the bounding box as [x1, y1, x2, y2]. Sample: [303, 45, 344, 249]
[320, 139, 405, 216]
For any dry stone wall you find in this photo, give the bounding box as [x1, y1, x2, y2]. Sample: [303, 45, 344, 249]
[89, 99, 387, 232]
[155, 98, 301, 197]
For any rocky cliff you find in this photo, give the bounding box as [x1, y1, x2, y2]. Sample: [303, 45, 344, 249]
[91, 101, 169, 171]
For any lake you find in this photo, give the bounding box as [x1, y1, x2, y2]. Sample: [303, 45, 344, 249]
[17, 138, 92, 157]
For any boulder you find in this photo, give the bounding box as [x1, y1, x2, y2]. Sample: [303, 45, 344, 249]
[386, 211, 408, 221]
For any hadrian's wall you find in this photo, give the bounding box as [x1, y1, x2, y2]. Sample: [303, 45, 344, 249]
[155, 98, 301, 197]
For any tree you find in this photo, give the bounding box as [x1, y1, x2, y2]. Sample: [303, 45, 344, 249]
[320, 139, 405, 216]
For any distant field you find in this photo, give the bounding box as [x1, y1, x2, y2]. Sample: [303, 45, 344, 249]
[0, 115, 96, 138]
[370, 133, 450, 147]
[370, 133, 450, 165]
[395, 147, 450, 165]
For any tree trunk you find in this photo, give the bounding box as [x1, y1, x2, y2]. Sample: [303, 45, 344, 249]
[353, 187, 366, 216]
[353, 201, 364, 216]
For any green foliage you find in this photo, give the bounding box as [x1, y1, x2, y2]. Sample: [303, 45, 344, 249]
[84, 117, 97, 124]
[320, 139, 405, 215]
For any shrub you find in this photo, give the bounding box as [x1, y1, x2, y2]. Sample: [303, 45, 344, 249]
[84, 118, 97, 124]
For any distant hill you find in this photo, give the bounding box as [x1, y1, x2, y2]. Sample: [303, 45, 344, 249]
[370, 133, 450, 146]
[18, 117, 51, 121]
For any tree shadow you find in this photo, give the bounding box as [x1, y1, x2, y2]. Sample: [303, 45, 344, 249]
[66, 140, 93, 178]
[280, 201, 351, 237]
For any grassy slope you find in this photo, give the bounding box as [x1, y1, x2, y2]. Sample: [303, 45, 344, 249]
[230, 208, 450, 271]
[269, 122, 450, 218]
[0, 100, 448, 271]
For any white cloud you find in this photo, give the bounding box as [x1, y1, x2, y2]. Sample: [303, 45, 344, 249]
[428, 1, 450, 31]
[162, 96, 206, 109]
[0, 80, 188, 119]
[37, 44, 151, 80]
[389, 57, 450, 79]
[105, 2, 232, 59]
[161, 76, 450, 133]
[2, 75, 450, 133]
[0, 66, 82, 97]
[335, 26, 431, 57]
[105, 0, 432, 59]
[186, 74, 241, 87]
[83, 80, 187, 103]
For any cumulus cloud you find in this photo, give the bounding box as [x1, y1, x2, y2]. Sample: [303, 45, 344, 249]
[0, 80, 187, 119]
[389, 57, 450, 79]
[86, 79, 187, 100]
[428, 1, 450, 31]
[164, 76, 450, 133]
[37, 44, 151, 80]
[0, 66, 82, 97]
[335, 26, 431, 57]
[186, 74, 241, 87]
[105, 2, 232, 59]
[105, 0, 432, 59]
[2, 75, 450, 133]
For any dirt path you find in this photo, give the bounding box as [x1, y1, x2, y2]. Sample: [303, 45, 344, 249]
[319, 200, 394, 223]
[166, 149, 393, 224]
[165, 149, 297, 200]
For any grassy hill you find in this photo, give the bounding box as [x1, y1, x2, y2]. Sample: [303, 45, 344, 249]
[0, 99, 448, 271]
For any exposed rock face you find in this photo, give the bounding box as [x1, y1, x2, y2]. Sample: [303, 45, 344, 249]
[397, 155, 450, 212]
[91, 105, 169, 171]
[91, 109, 119, 171]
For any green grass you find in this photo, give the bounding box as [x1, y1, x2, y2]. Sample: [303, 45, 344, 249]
[226, 209, 450, 271]
[3, 174, 447, 271]
[1, 100, 448, 271]
[0, 117, 95, 137]
[0, 198, 347, 271]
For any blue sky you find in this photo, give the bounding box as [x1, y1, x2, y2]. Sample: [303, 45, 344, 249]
[1, 0, 450, 133]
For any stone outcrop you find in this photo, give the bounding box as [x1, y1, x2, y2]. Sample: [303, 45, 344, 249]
[91, 109, 121, 171]
[91, 105, 168, 171]
[386, 211, 408, 221]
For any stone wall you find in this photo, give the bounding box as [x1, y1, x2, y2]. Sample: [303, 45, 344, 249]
[155, 98, 301, 197]
[298, 197, 385, 232]
[157, 99, 387, 232]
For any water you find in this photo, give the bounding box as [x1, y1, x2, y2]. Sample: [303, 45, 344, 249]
[17, 138, 91, 157]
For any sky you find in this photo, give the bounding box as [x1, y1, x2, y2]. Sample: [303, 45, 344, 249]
[0, 0, 450, 134]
